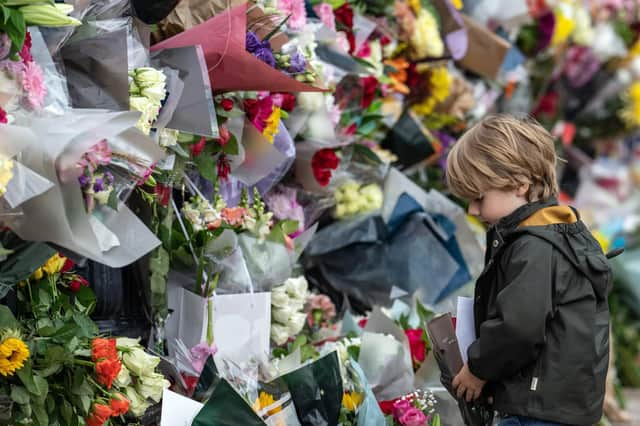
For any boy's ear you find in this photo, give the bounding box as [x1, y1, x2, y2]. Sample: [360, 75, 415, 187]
[516, 183, 529, 197]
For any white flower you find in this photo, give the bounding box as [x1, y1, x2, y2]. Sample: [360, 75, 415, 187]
[94, 188, 113, 205]
[114, 365, 132, 387]
[122, 348, 161, 377]
[124, 386, 153, 417]
[284, 276, 308, 299]
[135, 372, 170, 403]
[134, 67, 166, 86]
[116, 337, 141, 349]
[183, 206, 202, 227]
[273, 305, 295, 324]
[297, 92, 325, 111]
[158, 128, 179, 147]
[271, 285, 290, 307]
[271, 323, 290, 345]
[141, 84, 167, 104]
[286, 312, 307, 335]
[202, 208, 220, 223]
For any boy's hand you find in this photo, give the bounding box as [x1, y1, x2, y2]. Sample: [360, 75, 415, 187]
[452, 363, 486, 402]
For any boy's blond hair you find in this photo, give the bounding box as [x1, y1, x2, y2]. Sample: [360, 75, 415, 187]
[446, 114, 559, 202]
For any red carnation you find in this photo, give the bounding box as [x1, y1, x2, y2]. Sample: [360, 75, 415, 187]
[311, 149, 339, 171]
[405, 329, 427, 365]
[220, 98, 234, 111]
[279, 93, 297, 112]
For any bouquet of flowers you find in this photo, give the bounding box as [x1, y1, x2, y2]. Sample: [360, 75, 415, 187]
[384, 389, 441, 426]
[129, 67, 168, 135]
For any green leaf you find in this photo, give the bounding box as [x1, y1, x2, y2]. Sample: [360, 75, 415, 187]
[346, 345, 360, 361]
[33, 401, 48, 426]
[10, 385, 30, 405]
[0, 5, 10, 25]
[16, 362, 37, 395]
[170, 142, 190, 158]
[352, 56, 377, 70]
[221, 134, 239, 156]
[0, 305, 17, 329]
[60, 399, 73, 425]
[74, 285, 96, 313]
[107, 189, 119, 210]
[73, 312, 98, 338]
[194, 154, 217, 182]
[416, 299, 434, 326]
[356, 120, 377, 136]
[5, 7, 25, 55]
[33, 375, 48, 400]
[353, 143, 382, 165]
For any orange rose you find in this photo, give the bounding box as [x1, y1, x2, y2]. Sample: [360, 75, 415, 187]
[95, 358, 122, 389]
[91, 338, 117, 362]
[86, 403, 112, 426]
[109, 393, 130, 416]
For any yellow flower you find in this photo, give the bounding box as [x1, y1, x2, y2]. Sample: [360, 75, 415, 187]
[408, 0, 420, 14]
[551, 9, 575, 46]
[252, 391, 282, 416]
[412, 66, 452, 116]
[31, 267, 44, 280]
[41, 253, 67, 276]
[451, 0, 463, 9]
[410, 9, 444, 60]
[342, 392, 363, 412]
[263, 107, 282, 144]
[0, 337, 29, 377]
[0, 154, 14, 197]
[620, 81, 640, 127]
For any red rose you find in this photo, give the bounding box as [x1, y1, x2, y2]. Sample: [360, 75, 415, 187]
[69, 280, 81, 293]
[360, 76, 378, 109]
[311, 149, 339, 171]
[109, 393, 130, 416]
[61, 257, 75, 273]
[190, 136, 207, 157]
[220, 98, 234, 111]
[334, 4, 354, 29]
[217, 126, 230, 146]
[346, 31, 356, 53]
[378, 399, 400, 415]
[358, 318, 368, 328]
[217, 154, 231, 181]
[86, 403, 112, 426]
[155, 183, 171, 207]
[95, 358, 122, 389]
[91, 338, 117, 362]
[405, 329, 427, 364]
[313, 168, 332, 186]
[279, 93, 296, 112]
[0, 107, 7, 124]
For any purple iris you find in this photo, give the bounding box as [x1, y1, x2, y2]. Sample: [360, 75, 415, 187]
[78, 174, 90, 187]
[288, 51, 306, 74]
[93, 178, 104, 192]
[246, 31, 263, 53]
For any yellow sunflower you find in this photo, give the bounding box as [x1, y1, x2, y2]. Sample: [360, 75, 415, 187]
[0, 337, 29, 377]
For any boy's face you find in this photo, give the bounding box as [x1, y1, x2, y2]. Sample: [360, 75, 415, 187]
[467, 188, 528, 225]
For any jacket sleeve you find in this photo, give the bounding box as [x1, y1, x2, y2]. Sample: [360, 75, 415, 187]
[467, 236, 554, 382]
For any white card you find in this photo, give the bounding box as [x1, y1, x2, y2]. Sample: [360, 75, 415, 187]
[455, 296, 476, 363]
[160, 389, 204, 426]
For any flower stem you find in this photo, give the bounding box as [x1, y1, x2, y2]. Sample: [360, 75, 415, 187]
[87, 375, 110, 396]
[206, 297, 214, 347]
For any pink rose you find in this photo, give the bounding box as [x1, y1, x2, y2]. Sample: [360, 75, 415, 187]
[392, 399, 412, 419]
[399, 407, 427, 426]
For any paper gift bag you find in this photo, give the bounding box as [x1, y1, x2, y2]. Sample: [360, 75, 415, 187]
[456, 14, 510, 80]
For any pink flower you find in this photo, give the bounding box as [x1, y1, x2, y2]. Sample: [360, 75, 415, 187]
[19, 31, 32, 64]
[0, 107, 7, 124]
[399, 407, 427, 426]
[314, 3, 336, 31]
[264, 187, 305, 230]
[307, 294, 336, 326]
[393, 399, 412, 419]
[78, 140, 112, 172]
[278, 0, 307, 30]
[21, 61, 46, 110]
[190, 342, 218, 373]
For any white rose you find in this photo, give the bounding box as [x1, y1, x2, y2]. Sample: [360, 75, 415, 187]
[116, 337, 140, 349]
[183, 207, 202, 226]
[141, 84, 167, 104]
[271, 286, 289, 307]
[135, 372, 170, 403]
[297, 92, 325, 112]
[122, 348, 160, 377]
[272, 305, 295, 324]
[135, 68, 166, 86]
[130, 95, 153, 114]
[202, 208, 220, 223]
[114, 365, 132, 387]
[287, 312, 307, 335]
[124, 386, 152, 417]
[271, 323, 290, 345]
[284, 276, 308, 299]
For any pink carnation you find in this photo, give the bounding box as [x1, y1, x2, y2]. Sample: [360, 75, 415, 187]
[314, 3, 336, 31]
[278, 0, 307, 30]
[21, 61, 46, 110]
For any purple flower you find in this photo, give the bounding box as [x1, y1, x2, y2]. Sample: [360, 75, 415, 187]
[288, 51, 306, 74]
[93, 178, 104, 192]
[254, 47, 276, 68]
[104, 171, 114, 183]
[78, 174, 90, 187]
[246, 31, 262, 53]
[535, 12, 555, 53]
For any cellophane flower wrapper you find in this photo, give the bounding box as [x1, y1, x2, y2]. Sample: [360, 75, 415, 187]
[57, 17, 149, 110]
[0, 131, 53, 211]
[0, 110, 164, 267]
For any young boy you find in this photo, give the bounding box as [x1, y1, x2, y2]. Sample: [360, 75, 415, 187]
[445, 114, 611, 426]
